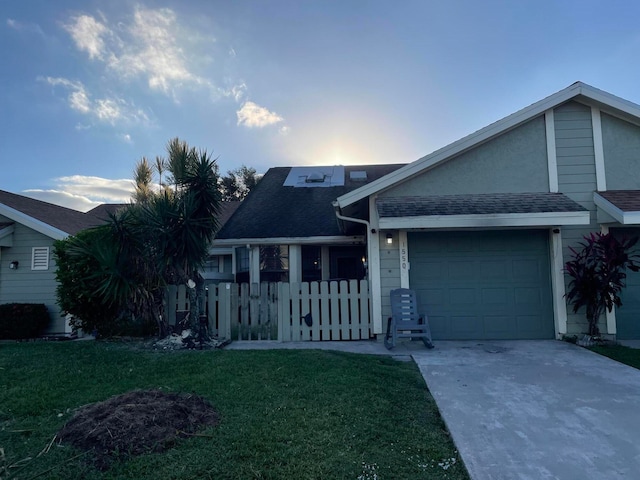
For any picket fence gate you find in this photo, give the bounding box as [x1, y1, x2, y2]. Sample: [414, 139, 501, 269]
[166, 280, 371, 342]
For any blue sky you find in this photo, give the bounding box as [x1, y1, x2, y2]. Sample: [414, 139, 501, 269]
[2, 0, 640, 211]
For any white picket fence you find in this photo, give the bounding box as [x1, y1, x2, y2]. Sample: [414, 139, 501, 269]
[166, 280, 371, 342]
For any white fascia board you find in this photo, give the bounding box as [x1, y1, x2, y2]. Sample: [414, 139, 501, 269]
[594, 193, 640, 224]
[338, 82, 640, 209]
[0, 204, 68, 240]
[378, 211, 590, 230]
[207, 246, 234, 255]
[211, 235, 365, 247]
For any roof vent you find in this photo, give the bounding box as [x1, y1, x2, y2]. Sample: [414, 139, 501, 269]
[350, 171, 367, 181]
[305, 172, 326, 183]
[283, 166, 345, 188]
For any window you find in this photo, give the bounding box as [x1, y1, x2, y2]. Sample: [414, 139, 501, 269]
[260, 245, 289, 282]
[236, 248, 249, 273]
[203, 255, 221, 273]
[302, 245, 322, 282]
[32, 247, 49, 270]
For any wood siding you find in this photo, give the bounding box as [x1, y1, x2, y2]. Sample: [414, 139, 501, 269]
[0, 215, 63, 333]
[554, 101, 601, 334]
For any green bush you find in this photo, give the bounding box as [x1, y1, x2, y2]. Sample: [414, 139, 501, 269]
[0, 303, 51, 339]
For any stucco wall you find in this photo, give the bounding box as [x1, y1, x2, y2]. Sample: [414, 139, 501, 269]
[601, 112, 640, 190]
[0, 214, 64, 333]
[379, 116, 549, 197]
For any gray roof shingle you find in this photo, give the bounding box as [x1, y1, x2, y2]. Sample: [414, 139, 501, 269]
[376, 193, 587, 217]
[0, 190, 103, 235]
[597, 190, 640, 211]
[216, 164, 405, 240]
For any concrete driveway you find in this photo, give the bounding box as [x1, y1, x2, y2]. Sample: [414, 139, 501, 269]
[412, 340, 640, 480]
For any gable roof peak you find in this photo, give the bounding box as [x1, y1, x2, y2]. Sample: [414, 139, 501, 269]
[336, 82, 640, 208]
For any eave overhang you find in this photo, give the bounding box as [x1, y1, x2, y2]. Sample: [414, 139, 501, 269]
[378, 211, 590, 230]
[594, 192, 640, 224]
[211, 235, 365, 247]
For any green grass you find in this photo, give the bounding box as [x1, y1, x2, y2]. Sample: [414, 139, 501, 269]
[0, 341, 468, 479]
[590, 344, 640, 370]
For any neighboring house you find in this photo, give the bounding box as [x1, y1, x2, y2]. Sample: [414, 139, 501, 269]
[214, 164, 404, 284]
[216, 82, 640, 341]
[0, 191, 102, 334]
[0, 192, 240, 335]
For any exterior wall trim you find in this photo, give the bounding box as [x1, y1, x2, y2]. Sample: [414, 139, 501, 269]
[398, 230, 409, 288]
[378, 211, 591, 230]
[550, 229, 568, 337]
[212, 235, 365, 247]
[591, 107, 607, 191]
[545, 109, 559, 192]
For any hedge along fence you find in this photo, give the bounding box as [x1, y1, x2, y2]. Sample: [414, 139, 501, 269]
[0, 303, 51, 339]
[166, 280, 372, 342]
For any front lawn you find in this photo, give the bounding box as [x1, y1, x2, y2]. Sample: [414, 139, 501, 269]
[590, 344, 640, 370]
[0, 341, 468, 479]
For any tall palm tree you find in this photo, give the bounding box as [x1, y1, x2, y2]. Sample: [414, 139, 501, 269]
[70, 138, 221, 339]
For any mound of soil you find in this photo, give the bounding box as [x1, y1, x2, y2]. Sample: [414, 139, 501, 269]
[58, 390, 220, 470]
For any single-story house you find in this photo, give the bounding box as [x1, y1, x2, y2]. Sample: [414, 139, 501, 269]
[214, 81, 640, 341]
[0, 192, 240, 335]
[0, 191, 102, 334]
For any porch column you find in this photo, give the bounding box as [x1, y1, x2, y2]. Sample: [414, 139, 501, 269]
[399, 230, 409, 288]
[550, 228, 568, 337]
[600, 225, 617, 335]
[249, 246, 260, 284]
[320, 246, 330, 281]
[289, 245, 301, 283]
[369, 195, 383, 334]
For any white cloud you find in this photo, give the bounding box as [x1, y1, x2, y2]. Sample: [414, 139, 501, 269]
[64, 8, 207, 97]
[237, 101, 284, 128]
[64, 14, 108, 60]
[56, 7, 285, 135]
[24, 176, 135, 212]
[121, 133, 132, 143]
[279, 125, 291, 136]
[6, 18, 45, 37]
[41, 76, 149, 126]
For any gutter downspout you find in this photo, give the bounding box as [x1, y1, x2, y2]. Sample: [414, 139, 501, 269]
[332, 201, 382, 337]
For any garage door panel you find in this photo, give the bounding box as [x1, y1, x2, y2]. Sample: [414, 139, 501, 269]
[450, 316, 482, 337]
[428, 315, 449, 338]
[448, 261, 477, 280]
[484, 316, 512, 337]
[450, 288, 477, 305]
[408, 230, 554, 340]
[482, 288, 509, 305]
[515, 287, 542, 306]
[481, 260, 508, 278]
[516, 315, 547, 335]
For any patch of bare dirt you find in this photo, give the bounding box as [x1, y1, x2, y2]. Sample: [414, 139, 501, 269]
[57, 390, 219, 470]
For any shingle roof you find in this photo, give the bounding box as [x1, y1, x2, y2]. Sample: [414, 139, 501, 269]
[0, 190, 103, 236]
[216, 164, 405, 240]
[376, 193, 587, 217]
[88, 201, 241, 230]
[596, 190, 640, 211]
[86, 203, 128, 220]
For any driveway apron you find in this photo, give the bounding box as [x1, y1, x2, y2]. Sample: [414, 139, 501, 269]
[412, 340, 640, 480]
